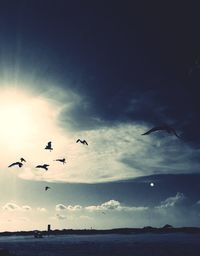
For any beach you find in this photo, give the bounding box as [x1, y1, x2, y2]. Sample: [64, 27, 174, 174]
[0, 233, 199, 256]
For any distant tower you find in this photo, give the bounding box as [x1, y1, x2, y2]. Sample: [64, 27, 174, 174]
[48, 224, 51, 234]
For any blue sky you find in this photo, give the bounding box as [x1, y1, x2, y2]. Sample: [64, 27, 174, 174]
[0, 1, 200, 231]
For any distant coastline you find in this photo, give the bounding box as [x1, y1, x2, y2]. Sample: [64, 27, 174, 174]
[1, 226, 200, 237]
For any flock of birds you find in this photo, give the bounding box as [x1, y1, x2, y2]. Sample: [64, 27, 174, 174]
[6, 58, 200, 221]
[7, 124, 181, 191]
[6, 59, 199, 176]
[3, 59, 198, 222]
[7, 139, 89, 191]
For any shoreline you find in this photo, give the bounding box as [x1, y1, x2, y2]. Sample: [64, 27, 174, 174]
[0, 227, 200, 237]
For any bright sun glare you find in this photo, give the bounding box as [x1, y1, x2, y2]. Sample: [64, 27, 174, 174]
[0, 102, 32, 142]
[0, 88, 60, 152]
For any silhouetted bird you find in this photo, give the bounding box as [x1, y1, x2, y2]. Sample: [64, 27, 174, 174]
[45, 186, 50, 191]
[76, 139, 88, 145]
[35, 164, 49, 171]
[54, 158, 66, 164]
[20, 158, 26, 162]
[142, 125, 181, 138]
[45, 141, 53, 151]
[8, 162, 23, 168]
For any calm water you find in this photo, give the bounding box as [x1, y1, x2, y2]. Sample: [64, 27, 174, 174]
[0, 233, 199, 256]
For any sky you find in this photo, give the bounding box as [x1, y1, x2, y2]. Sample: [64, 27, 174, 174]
[0, 1, 200, 231]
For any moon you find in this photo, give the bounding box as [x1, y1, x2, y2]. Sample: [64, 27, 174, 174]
[150, 182, 155, 187]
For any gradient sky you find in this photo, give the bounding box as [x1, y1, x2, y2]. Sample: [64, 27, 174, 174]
[0, 1, 200, 231]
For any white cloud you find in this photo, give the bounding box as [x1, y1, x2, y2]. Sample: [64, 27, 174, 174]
[66, 205, 82, 211]
[121, 206, 149, 212]
[102, 200, 120, 210]
[56, 200, 148, 213]
[55, 204, 67, 211]
[55, 204, 82, 212]
[2, 203, 32, 212]
[2, 85, 200, 184]
[85, 200, 148, 212]
[2, 203, 21, 211]
[156, 192, 186, 209]
[86, 200, 120, 211]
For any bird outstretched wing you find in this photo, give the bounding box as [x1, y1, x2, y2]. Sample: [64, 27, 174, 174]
[8, 162, 17, 168]
[8, 162, 23, 168]
[141, 126, 165, 135]
[83, 140, 88, 145]
[45, 141, 53, 150]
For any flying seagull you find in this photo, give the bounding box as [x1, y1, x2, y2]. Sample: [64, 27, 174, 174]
[54, 158, 66, 164]
[35, 164, 49, 171]
[76, 139, 88, 145]
[141, 125, 181, 138]
[20, 158, 26, 162]
[45, 186, 50, 191]
[45, 141, 53, 151]
[8, 162, 23, 168]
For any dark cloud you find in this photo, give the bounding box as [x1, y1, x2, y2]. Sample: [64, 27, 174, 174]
[0, 1, 199, 146]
